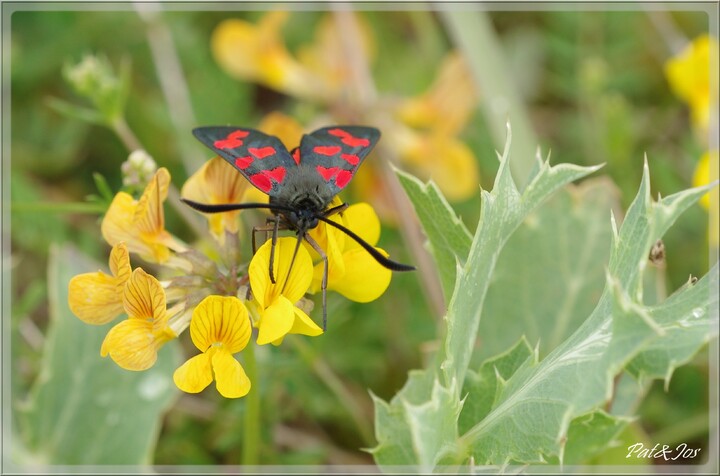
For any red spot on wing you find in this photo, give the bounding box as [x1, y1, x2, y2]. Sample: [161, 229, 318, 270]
[248, 146, 276, 159]
[292, 148, 301, 165]
[316, 166, 340, 182]
[234, 156, 253, 169]
[263, 166, 286, 183]
[340, 153, 360, 165]
[214, 130, 249, 149]
[328, 128, 350, 139]
[335, 170, 353, 188]
[314, 145, 342, 156]
[328, 128, 370, 147]
[250, 173, 273, 193]
[341, 136, 370, 147]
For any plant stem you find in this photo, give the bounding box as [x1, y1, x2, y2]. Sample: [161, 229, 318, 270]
[242, 342, 261, 466]
[291, 337, 375, 446]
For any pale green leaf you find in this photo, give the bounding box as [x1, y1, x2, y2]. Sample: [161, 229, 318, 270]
[373, 126, 602, 468]
[394, 167, 473, 301]
[373, 132, 717, 469]
[480, 177, 619, 359]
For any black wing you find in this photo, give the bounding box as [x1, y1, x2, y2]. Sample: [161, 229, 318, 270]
[193, 126, 297, 196]
[298, 126, 380, 196]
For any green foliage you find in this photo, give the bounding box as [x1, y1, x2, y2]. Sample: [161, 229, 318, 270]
[372, 129, 717, 470]
[15, 245, 181, 465]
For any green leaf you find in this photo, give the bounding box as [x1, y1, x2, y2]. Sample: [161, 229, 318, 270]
[394, 168, 472, 301]
[459, 338, 535, 434]
[457, 165, 717, 465]
[17, 244, 181, 465]
[46, 96, 105, 125]
[480, 177, 619, 359]
[551, 411, 630, 465]
[373, 129, 717, 469]
[373, 126, 602, 469]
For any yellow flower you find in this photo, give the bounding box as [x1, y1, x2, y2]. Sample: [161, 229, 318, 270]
[692, 150, 719, 245]
[396, 52, 477, 136]
[306, 200, 392, 303]
[387, 52, 480, 202]
[68, 242, 132, 324]
[173, 295, 252, 398]
[257, 111, 304, 149]
[295, 13, 375, 100]
[249, 237, 322, 345]
[401, 131, 479, 202]
[211, 12, 374, 103]
[212, 12, 321, 101]
[665, 35, 719, 132]
[181, 157, 254, 241]
[101, 167, 182, 263]
[100, 268, 176, 371]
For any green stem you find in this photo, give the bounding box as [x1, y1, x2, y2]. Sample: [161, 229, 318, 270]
[10, 202, 106, 214]
[242, 342, 261, 466]
[291, 337, 374, 446]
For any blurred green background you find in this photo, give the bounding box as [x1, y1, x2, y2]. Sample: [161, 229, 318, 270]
[7, 5, 716, 468]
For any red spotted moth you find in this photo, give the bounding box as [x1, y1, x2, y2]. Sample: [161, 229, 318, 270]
[182, 125, 415, 329]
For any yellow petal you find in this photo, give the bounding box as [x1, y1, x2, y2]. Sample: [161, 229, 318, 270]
[664, 35, 718, 131]
[256, 296, 295, 345]
[101, 191, 137, 247]
[181, 157, 250, 238]
[100, 319, 158, 371]
[693, 150, 718, 209]
[123, 268, 167, 327]
[68, 242, 132, 324]
[134, 168, 170, 235]
[296, 13, 375, 97]
[189, 295, 251, 354]
[211, 349, 251, 398]
[108, 242, 131, 283]
[289, 306, 323, 337]
[693, 150, 719, 246]
[173, 353, 213, 393]
[68, 272, 125, 324]
[410, 135, 479, 202]
[258, 112, 304, 149]
[342, 202, 381, 249]
[249, 237, 313, 305]
[101, 172, 176, 264]
[328, 247, 392, 302]
[211, 13, 318, 99]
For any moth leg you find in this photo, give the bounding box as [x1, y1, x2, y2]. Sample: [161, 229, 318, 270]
[323, 202, 349, 218]
[280, 233, 306, 296]
[268, 215, 281, 284]
[252, 215, 283, 284]
[303, 233, 328, 331]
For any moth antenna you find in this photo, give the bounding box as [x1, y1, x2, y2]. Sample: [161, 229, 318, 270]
[181, 198, 295, 214]
[316, 216, 416, 272]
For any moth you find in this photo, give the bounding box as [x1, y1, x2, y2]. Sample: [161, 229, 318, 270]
[182, 125, 415, 329]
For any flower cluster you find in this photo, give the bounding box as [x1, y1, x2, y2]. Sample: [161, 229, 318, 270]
[210, 11, 480, 206]
[68, 135, 395, 398]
